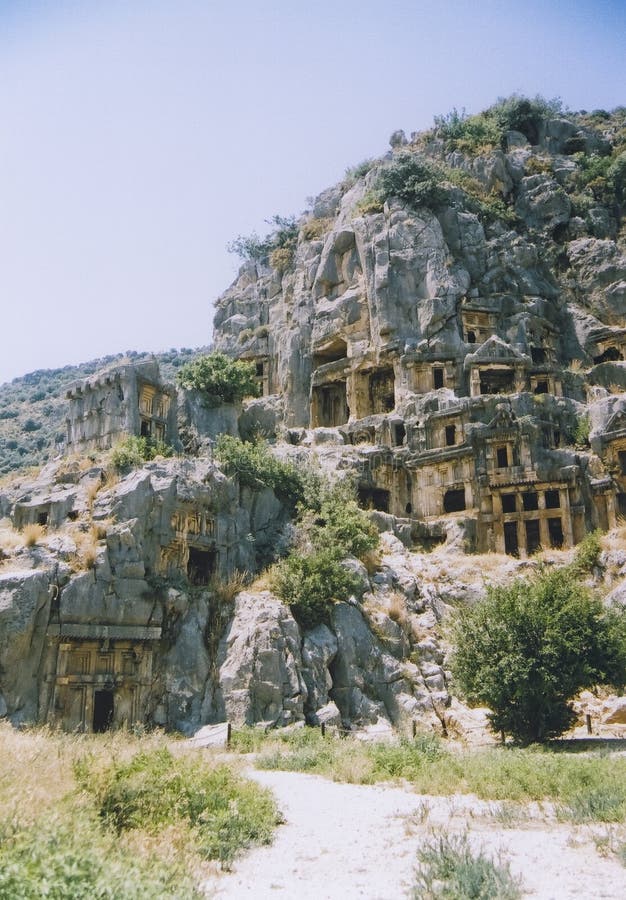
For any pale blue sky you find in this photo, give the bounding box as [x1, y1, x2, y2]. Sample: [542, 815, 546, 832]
[1, 0, 625, 384]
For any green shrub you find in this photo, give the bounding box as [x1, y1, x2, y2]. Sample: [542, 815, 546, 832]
[271, 548, 363, 629]
[305, 479, 379, 559]
[215, 435, 306, 505]
[433, 106, 503, 154]
[75, 747, 279, 868]
[372, 154, 448, 211]
[176, 352, 259, 406]
[572, 529, 602, 573]
[413, 832, 523, 900]
[573, 413, 591, 446]
[111, 435, 173, 472]
[449, 567, 626, 743]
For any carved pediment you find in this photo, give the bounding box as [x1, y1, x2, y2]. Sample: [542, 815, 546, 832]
[464, 336, 529, 367]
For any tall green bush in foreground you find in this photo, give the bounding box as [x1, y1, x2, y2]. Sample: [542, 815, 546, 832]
[449, 566, 626, 744]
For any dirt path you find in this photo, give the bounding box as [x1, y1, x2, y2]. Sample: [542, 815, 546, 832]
[205, 769, 626, 899]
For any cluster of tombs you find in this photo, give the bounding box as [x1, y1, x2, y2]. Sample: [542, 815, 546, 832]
[232, 301, 626, 558]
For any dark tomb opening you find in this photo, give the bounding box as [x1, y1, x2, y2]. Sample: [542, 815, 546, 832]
[593, 346, 623, 364]
[501, 493, 517, 513]
[445, 424, 456, 447]
[545, 490, 560, 509]
[618, 493, 626, 518]
[357, 486, 390, 513]
[187, 547, 217, 586]
[393, 423, 406, 446]
[480, 369, 515, 395]
[534, 380, 549, 395]
[496, 446, 509, 468]
[467, 331, 476, 344]
[433, 367, 444, 389]
[522, 491, 538, 511]
[531, 346, 547, 364]
[619, 451, 626, 476]
[504, 521, 519, 556]
[93, 690, 114, 733]
[443, 488, 466, 513]
[37, 511, 48, 526]
[140, 419, 151, 437]
[548, 517, 564, 548]
[525, 519, 541, 554]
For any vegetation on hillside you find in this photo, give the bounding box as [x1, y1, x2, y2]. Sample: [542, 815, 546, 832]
[176, 351, 259, 406]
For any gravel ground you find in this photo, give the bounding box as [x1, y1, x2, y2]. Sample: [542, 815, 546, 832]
[204, 768, 626, 899]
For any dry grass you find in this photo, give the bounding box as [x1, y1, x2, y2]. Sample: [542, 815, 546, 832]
[210, 570, 250, 603]
[362, 547, 382, 575]
[0, 521, 22, 553]
[21, 522, 46, 547]
[388, 592, 409, 628]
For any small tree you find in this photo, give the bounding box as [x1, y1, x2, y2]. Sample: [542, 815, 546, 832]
[449, 567, 626, 744]
[176, 352, 259, 407]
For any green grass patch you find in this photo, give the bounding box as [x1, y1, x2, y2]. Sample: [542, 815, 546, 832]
[0, 812, 199, 900]
[76, 746, 280, 867]
[413, 832, 522, 899]
[248, 728, 626, 818]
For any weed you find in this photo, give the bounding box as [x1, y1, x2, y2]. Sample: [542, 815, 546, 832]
[558, 783, 626, 824]
[413, 831, 523, 899]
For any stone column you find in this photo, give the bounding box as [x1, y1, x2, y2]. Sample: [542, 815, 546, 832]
[560, 488, 574, 548]
[538, 491, 550, 549]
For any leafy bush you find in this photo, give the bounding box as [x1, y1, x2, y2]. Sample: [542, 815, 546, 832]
[413, 832, 522, 900]
[433, 106, 502, 154]
[304, 478, 379, 559]
[449, 567, 626, 743]
[176, 352, 259, 406]
[434, 94, 563, 154]
[271, 548, 363, 629]
[227, 214, 298, 264]
[371, 154, 448, 211]
[573, 413, 591, 446]
[572, 529, 602, 573]
[215, 435, 306, 505]
[76, 747, 279, 868]
[559, 783, 626, 824]
[111, 435, 173, 472]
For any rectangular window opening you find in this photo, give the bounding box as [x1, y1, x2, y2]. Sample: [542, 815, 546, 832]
[187, 547, 217, 586]
[545, 490, 560, 509]
[522, 491, 539, 511]
[501, 493, 517, 513]
[496, 446, 509, 468]
[445, 424, 456, 447]
[433, 368, 444, 389]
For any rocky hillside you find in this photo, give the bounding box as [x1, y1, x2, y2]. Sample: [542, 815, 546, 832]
[2, 96, 626, 739]
[0, 347, 208, 477]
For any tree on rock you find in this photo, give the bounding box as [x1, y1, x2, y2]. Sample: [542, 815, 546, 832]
[448, 567, 626, 744]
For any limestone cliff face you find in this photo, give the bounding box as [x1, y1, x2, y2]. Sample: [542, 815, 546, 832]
[214, 108, 626, 556]
[2, 104, 626, 738]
